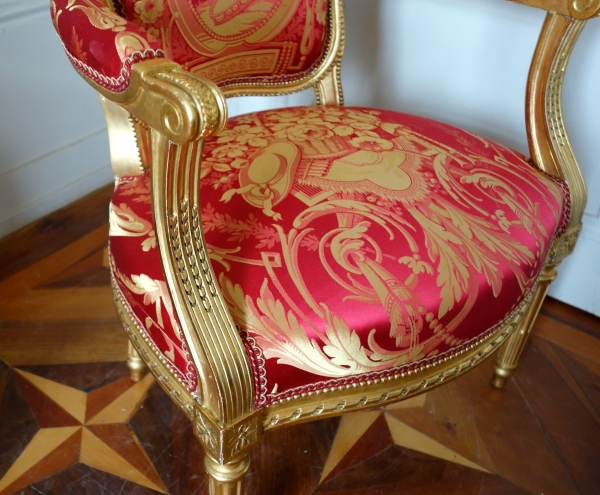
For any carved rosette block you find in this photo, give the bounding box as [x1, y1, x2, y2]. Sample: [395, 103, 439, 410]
[194, 407, 262, 465]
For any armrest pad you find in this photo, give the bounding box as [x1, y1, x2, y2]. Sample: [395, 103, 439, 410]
[51, 0, 165, 92]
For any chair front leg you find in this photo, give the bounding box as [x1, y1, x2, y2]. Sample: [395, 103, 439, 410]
[194, 407, 262, 494]
[492, 264, 557, 388]
[205, 453, 250, 495]
[127, 340, 146, 382]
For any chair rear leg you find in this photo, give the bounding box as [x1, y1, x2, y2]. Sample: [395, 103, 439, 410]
[492, 265, 557, 388]
[127, 340, 146, 382]
[204, 453, 250, 495]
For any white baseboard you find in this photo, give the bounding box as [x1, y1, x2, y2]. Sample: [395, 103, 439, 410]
[0, 131, 114, 238]
[548, 219, 600, 317]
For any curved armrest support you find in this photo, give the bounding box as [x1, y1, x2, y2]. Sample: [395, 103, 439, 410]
[53, 0, 243, 445]
[526, 13, 589, 236]
[513, 0, 600, 261]
[149, 130, 258, 447]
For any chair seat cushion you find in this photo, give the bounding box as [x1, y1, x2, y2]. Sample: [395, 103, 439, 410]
[109, 106, 568, 405]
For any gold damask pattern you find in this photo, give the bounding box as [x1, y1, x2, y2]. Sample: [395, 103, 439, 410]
[119, 0, 329, 84]
[110, 106, 567, 402]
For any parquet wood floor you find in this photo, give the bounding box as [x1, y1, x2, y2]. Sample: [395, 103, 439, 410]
[0, 184, 599, 494]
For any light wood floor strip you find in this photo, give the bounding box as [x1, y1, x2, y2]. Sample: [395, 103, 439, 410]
[0, 287, 115, 322]
[0, 322, 127, 366]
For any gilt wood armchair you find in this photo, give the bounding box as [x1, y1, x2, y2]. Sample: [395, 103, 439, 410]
[51, 0, 596, 492]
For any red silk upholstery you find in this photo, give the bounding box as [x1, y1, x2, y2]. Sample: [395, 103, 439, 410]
[109, 106, 568, 404]
[116, 0, 329, 85]
[51, 0, 164, 92]
[51, 0, 329, 92]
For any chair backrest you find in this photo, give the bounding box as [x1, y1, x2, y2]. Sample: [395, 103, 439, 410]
[114, 0, 339, 91]
[51, 0, 343, 100]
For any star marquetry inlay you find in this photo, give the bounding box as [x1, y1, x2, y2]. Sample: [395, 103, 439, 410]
[318, 393, 490, 485]
[0, 369, 166, 494]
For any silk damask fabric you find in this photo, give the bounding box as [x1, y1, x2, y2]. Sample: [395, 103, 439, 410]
[51, 0, 329, 92]
[109, 107, 568, 405]
[51, 0, 165, 91]
[117, 0, 329, 84]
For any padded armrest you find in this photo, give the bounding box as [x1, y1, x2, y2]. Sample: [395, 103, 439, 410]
[51, 0, 164, 93]
[51, 0, 227, 144]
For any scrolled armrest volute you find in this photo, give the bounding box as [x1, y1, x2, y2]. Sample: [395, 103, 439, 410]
[85, 59, 227, 144]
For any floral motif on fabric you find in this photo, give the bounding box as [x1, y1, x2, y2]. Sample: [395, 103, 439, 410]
[202, 107, 567, 397]
[118, 0, 329, 85]
[109, 106, 567, 405]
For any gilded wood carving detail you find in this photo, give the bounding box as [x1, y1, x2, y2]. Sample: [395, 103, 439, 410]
[194, 408, 262, 463]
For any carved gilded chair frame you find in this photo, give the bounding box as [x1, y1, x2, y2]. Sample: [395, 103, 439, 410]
[79, 0, 597, 491]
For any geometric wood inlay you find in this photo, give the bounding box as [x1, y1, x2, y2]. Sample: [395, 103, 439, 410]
[85, 423, 167, 492]
[13, 372, 82, 428]
[0, 365, 164, 494]
[15, 369, 87, 423]
[86, 373, 154, 424]
[319, 410, 382, 483]
[384, 414, 489, 472]
[80, 427, 167, 493]
[0, 427, 81, 494]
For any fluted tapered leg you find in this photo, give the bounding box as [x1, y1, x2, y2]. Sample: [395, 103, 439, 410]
[127, 340, 145, 382]
[492, 265, 557, 388]
[205, 453, 250, 495]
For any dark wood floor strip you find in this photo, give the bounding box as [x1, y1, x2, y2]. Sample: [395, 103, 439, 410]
[0, 184, 113, 282]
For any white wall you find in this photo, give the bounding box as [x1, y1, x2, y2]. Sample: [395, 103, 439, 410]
[1, 0, 598, 314]
[0, 0, 112, 237]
